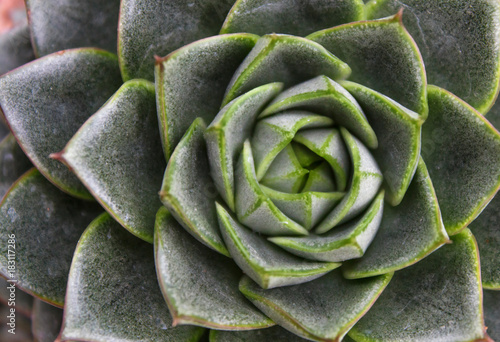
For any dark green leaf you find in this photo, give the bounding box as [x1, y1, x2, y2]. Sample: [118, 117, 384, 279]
[0, 24, 34, 75]
[120, 0, 235, 81]
[422, 85, 500, 235]
[61, 213, 205, 342]
[210, 326, 308, 342]
[0, 48, 122, 199]
[484, 290, 500, 341]
[0, 134, 32, 199]
[155, 207, 274, 329]
[0, 169, 102, 306]
[32, 299, 63, 342]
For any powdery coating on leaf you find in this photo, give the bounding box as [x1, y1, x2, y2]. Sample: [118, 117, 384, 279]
[155, 207, 274, 329]
[349, 229, 484, 342]
[62, 213, 204, 342]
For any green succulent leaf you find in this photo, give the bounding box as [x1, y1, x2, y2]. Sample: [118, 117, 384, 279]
[161, 118, 229, 256]
[0, 121, 9, 141]
[261, 76, 378, 149]
[484, 290, 500, 341]
[308, 12, 428, 117]
[485, 92, 500, 130]
[220, 0, 365, 36]
[0, 278, 33, 318]
[156, 33, 259, 159]
[343, 158, 449, 279]
[155, 207, 275, 330]
[26, 0, 120, 57]
[61, 212, 204, 342]
[0, 134, 32, 199]
[119, 0, 235, 81]
[235, 140, 309, 236]
[341, 81, 423, 206]
[422, 85, 500, 235]
[269, 190, 384, 262]
[32, 299, 63, 342]
[0, 48, 122, 199]
[367, 0, 500, 114]
[469, 193, 500, 289]
[205, 83, 283, 211]
[301, 162, 337, 192]
[217, 203, 340, 289]
[210, 326, 308, 342]
[0, 24, 34, 75]
[348, 229, 485, 342]
[0, 169, 102, 307]
[239, 271, 393, 342]
[315, 128, 382, 234]
[59, 80, 164, 244]
[222, 34, 351, 106]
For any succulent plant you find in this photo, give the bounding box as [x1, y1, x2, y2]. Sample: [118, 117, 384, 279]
[0, 0, 499, 341]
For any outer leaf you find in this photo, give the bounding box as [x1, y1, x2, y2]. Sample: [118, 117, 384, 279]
[220, 0, 365, 36]
[222, 34, 351, 106]
[217, 203, 340, 289]
[343, 158, 449, 278]
[484, 290, 500, 341]
[156, 33, 258, 159]
[161, 118, 229, 256]
[0, 24, 34, 75]
[61, 213, 204, 342]
[240, 271, 393, 342]
[367, 0, 500, 113]
[469, 193, 500, 289]
[32, 299, 63, 342]
[0, 48, 122, 199]
[155, 207, 274, 330]
[210, 326, 308, 342]
[120, 0, 235, 81]
[342, 81, 423, 206]
[308, 12, 428, 117]
[0, 278, 33, 318]
[26, 0, 120, 57]
[0, 169, 102, 307]
[58, 80, 164, 243]
[422, 85, 500, 235]
[349, 229, 486, 342]
[0, 134, 31, 198]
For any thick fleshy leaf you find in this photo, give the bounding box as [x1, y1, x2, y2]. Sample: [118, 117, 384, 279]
[235, 141, 308, 236]
[368, 0, 500, 113]
[26, 0, 120, 57]
[308, 12, 427, 116]
[251, 111, 334, 180]
[349, 229, 485, 342]
[262, 186, 344, 230]
[0, 48, 122, 199]
[260, 144, 309, 193]
[240, 271, 393, 342]
[422, 86, 500, 235]
[217, 203, 339, 288]
[222, 34, 351, 106]
[0, 134, 31, 199]
[301, 162, 336, 192]
[210, 326, 308, 342]
[469, 193, 500, 289]
[343, 158, 449, 278]
[0, 121, 9, 141]
[0, 169, 102, 307]
[156, 33, 258, 159]
[316, 129, 382, 234]
[294, 128, 350, 191]
[32, 299, 63, 342]
[485, 93, 500, 130]
[484, 290, 500, 341]
[155, 207, 274, 329]
[0, 24, 34, 75]
[261, 76, 378, 149]
[61, 213, 204, 342]
[206, 83, 283, 211]
[161, 118, 229, 256]
[58, 80, 164, 243]
[270, 190, 384, 262]
[0, 278, 33, 318]
[120, 0, 235, 81]
[342, 81, 423, 206]
[220, 0, 365, 36]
